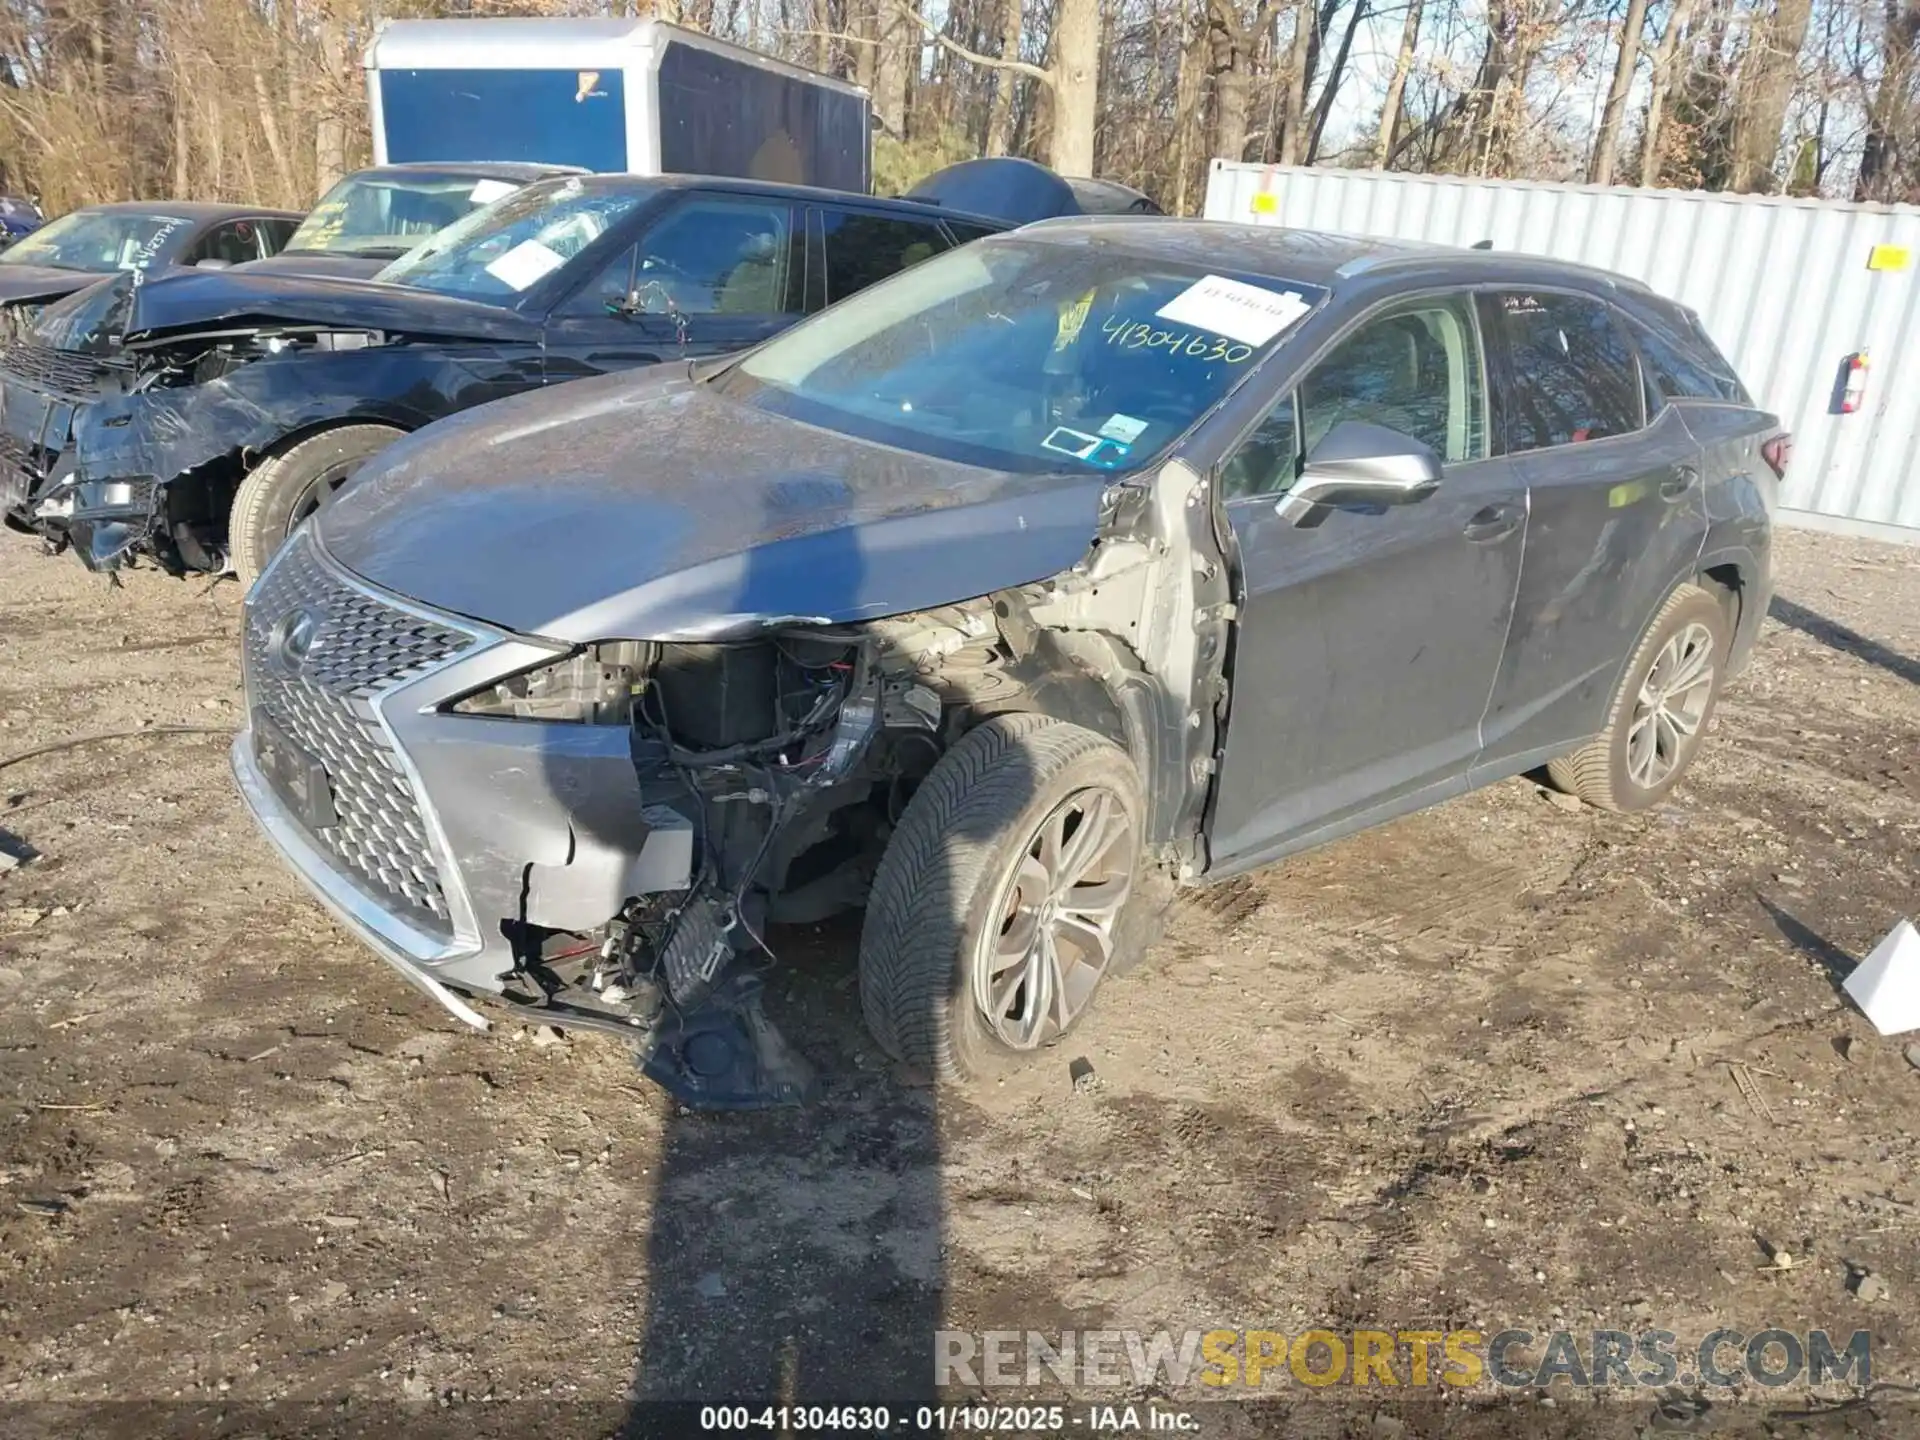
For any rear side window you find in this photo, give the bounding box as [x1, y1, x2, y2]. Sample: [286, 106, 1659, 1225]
[1626, 309, 1746, 403]
[943, 221, 1000, 245]
[1487, 291, 1642, 450]
[257, 217, 300, 256]
[819, 210, 949, 304]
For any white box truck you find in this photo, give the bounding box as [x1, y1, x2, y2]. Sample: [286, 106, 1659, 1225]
[365, 18, 872, 193]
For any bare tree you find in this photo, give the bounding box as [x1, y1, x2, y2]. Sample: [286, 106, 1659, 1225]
[1729, 0, 1816, 190]
[1373, 0, 1423, 166]
[1591, 0, 1653, 182]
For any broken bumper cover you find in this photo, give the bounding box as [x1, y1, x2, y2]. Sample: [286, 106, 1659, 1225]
[230, 530, 688, 1022]
[231, 733, 494, 1029]
[32, 474, 161, 569]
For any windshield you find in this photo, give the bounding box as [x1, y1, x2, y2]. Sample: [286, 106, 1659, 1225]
[286, 173, 525, 258]
[723, 238, 1325, 474]
[376, 181, 651, 301]
[0, 210, 191, 273]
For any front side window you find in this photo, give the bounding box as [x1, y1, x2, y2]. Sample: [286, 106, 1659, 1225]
[0, 210, 191, 273]
[287, 172, 525, 260]
[188, 220, 264, 267]
[632, 197, 800, 317]
[558, 244, 639, 316]
[1489, 291, 1643, 450]
[1221, 294, 1485, 501]
[819, 210, 948, 303]
[721, 238, 1326, 475]
[377, 181, 653, 303]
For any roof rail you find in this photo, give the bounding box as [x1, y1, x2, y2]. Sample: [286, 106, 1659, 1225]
[1334, 245, 1644, 294]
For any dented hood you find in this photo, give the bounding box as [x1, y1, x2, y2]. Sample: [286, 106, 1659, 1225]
[117, 268, 539, 345]
[315, 366, 1109, 643]
[0, 263, 97, 307]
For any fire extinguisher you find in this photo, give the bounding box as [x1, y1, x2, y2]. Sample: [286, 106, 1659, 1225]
[1841, 350, 1870, 414]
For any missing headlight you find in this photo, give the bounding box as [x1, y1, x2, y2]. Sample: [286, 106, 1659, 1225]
[449, 641, 654, 724]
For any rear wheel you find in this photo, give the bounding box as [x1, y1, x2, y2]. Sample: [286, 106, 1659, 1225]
[1547, 583, 1728, 811]
[229, 424, 403, 586]
[859, 713, 1146, 1082]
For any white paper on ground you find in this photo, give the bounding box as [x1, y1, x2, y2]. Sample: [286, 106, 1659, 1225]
[1842, 917, 1920, 1035]
[469, 179, 517, 205]
[484, 238, 566, 291]
[1155, 274, 1313, 348]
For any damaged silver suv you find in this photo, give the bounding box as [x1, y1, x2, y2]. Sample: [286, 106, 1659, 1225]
[233, 220, 1782, 1105]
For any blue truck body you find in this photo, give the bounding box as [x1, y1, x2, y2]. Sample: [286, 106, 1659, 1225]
[365, 18, 872, 192]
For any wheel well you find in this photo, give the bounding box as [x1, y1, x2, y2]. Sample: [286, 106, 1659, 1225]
[263, 415, 412, 463]
[1698, 562, 1745, 633]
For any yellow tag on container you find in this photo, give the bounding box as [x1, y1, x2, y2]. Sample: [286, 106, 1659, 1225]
[1867, 244, 1911, 271]
[1250, 192, 1278, 216]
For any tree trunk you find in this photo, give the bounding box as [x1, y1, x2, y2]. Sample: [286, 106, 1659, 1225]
[1590, 0, 1651, 183]
[1638, 0, 1697, 186]
[1306, 0, 1367, 162]
[1047, 0, 1099, 174]
[1206, 0, 1254, 165]
[1276, 0, 1315, 163]
[1171, 15, 1207, 212]
[1857, 0, 1920, 200]
[1728, 0, 1815, 192]
[985, 0, 1023, 155]
[873, 1, 914, 138]
[1373, 0, 1422, 167]
[314, 12, 349, 197]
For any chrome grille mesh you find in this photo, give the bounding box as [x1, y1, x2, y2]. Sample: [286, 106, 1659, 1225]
[243, 532, 474, 928]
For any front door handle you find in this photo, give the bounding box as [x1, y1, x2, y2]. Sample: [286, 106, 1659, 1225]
[1660, 464, 1700, 501]
[1463, 504, 1521, 543]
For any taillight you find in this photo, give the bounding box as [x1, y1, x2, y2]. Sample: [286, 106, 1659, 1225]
[1762, 434, 1792, 478]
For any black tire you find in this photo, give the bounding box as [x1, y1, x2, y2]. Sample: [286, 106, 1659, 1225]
[859, 713, 1147, 1082]
[1547, 582, 1728, 812]
[229, 425, 403, 586]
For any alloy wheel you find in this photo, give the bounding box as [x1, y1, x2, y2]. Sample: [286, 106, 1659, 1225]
[970, 785, 1137, 1051]
[1626, 620, 1716, 789]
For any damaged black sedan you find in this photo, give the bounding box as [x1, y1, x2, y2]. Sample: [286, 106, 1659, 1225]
[232, 222, 1779, 1105]
[4, 172, 998, 578]
[0, 201, 302, 342]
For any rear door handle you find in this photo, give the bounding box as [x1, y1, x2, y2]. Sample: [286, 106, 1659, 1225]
[1660, 464, 1700, 501]
[1463, 504, 1522, 543]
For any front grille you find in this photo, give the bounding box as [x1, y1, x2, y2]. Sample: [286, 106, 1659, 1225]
[244, 532, 476, 928]
[0, 339, 130, 403]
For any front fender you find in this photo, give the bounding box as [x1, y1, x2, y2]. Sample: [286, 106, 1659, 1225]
[71, 343, 540, 490]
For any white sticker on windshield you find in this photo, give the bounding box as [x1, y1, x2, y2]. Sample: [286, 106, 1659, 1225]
[1042, 427, 1104, 461]
[469, 179, 517, 205]
[1100, 413, 1149, 444]
[1155, 275, 1312, 348]
[484, 238, 566, 291]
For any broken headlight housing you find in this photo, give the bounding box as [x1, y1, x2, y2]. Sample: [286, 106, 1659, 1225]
[448, 641, 653, 724]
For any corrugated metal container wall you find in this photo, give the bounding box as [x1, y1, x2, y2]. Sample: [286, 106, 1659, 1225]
[1203, 162, 1920, 541]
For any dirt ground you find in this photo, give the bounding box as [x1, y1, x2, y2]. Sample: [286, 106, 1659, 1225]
[1, 523, 1917, 1440]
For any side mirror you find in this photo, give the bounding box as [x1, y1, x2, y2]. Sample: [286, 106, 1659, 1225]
[1279, 420, 1442, 523]
[194, 258, 234, 270]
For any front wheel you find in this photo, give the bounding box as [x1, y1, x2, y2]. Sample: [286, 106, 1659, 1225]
[229, 424, 404, 586]
[859, 713, 1147, 1082]
[1547, 582, 1728, 811]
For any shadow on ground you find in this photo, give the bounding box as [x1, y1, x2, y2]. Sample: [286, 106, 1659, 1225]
[1769, 595, 1919, 687]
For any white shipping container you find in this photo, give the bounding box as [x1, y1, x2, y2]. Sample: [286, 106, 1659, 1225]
[1203, 161, 1920, 542]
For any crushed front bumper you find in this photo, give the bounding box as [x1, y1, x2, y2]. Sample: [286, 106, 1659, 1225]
[229, 530, 689, 1022]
